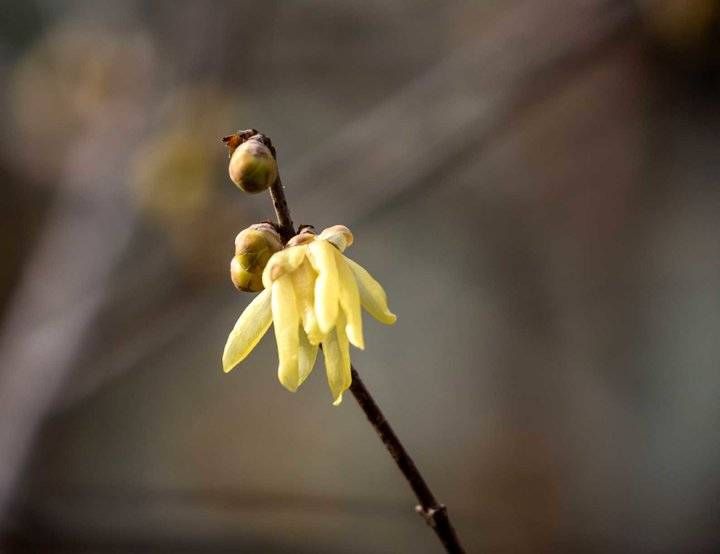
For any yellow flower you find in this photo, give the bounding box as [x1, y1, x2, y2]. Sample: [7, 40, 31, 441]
[222, 225, 396, 405]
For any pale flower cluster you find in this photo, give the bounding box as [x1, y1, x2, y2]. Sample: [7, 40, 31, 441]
[223, 225, 396, 404]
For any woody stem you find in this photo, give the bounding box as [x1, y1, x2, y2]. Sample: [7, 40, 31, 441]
[348, 368, 465, 553]
[265, 152, 465, 554]
[268, 176, 295, 243]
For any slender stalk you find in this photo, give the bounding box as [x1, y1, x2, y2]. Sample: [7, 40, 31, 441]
[261, 133, 465, 553]
[349, 368, 465, 553]
[268, 176, 295, 243]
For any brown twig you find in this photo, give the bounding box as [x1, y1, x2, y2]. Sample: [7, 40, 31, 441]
[349, 368, 465, 553]
[267, 176, 295, 243]
[256, 132, 465, 553]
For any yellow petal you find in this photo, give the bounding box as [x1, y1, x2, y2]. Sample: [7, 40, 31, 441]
[262, 245, 307, 289]
[272, 274, 300, 391]
[222, 289, 273, 372]
[318, 225, 354, 252]
[345, 257, 397, 325]
[335, 250, 364, 349]
[298, 328, 319, 386]
[307, 239, 340, 334]
[322, 312, 352, 405]
[292, 260, 323, 345]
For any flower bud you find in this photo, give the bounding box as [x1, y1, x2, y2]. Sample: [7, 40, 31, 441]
[286, 229, 317, 247]
[228, 138, 278, 193]
[231, 223, 283, 292]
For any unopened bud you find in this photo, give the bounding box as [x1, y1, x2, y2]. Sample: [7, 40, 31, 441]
[286, 228, 317, 247]
[228, 138, 278, 193]
[231, 223, 283, 292]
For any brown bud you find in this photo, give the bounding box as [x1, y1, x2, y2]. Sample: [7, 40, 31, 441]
[230, 223, 283, 292]
[228, 138, 278, 193]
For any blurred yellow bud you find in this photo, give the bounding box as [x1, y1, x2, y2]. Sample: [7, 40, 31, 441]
[230, 223, 283, 292]
[228, 139, 278, 193]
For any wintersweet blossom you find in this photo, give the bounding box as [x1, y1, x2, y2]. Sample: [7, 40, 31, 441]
[222, 225, 396, 404]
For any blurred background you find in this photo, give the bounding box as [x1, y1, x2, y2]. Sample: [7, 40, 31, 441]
[1, 0, 720, 552]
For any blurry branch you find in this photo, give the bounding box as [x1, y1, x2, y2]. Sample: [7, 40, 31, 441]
[53, 0, 639, 414]
[56, 288, 214, 410]
[0, 123, 143, 523]
[287, 0, 638, 225]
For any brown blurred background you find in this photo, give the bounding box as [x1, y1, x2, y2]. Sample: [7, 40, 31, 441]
[1, 0, 720, 552]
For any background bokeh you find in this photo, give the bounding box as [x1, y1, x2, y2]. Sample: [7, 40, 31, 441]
[2, 1, 720, 552]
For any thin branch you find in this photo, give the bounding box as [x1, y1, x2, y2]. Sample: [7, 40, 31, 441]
[349, 367, 464, 553]
[268, 177, 295, 243]
[262, 135, 465, 553]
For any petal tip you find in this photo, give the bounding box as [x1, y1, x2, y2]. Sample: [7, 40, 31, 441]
[222, 350, 241, 372]
[345, 327, 365, 350]
[278, 377, 299, 393]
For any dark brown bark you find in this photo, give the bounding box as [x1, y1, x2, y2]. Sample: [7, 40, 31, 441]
[349, 367, 465, 553]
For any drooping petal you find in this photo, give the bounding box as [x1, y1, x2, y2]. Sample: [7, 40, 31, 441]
[297, 327, 319, 386]
[334, 249, 364, 349]
[344, 257, 397, 325]
[322, 312, 352, 405]
[307, 239, 340, 334]
[318, 225, 354, 252]
[272, 274, 300, 391]
[262, 245, 307, 289]
[222, 289, 273, 372]
[292, 260, 323, 345]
